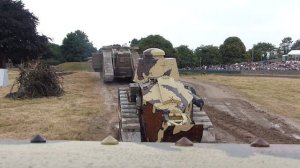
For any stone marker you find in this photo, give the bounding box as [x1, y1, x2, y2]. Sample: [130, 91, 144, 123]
[31, 134, 47, 143]
[250, 137, 270, 147]
[175, 137, 193, 147]
[101, 136, 119, 145]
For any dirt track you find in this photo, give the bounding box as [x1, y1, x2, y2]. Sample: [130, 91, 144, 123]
[93, 76, 129, 139]
[182, 78, 300, 144]
[96, 73, 300, 144]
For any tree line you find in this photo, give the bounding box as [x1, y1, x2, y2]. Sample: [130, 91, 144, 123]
[0, 0, 96, 67]
[1, 0, 300, 68]
[131, 35, 300, 68]
[39, 34, 300, 68]
[43, 30, 97, 65]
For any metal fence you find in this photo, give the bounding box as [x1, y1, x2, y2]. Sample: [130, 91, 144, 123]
[179, 69, 300, 77]
[179, 69, 241, 75]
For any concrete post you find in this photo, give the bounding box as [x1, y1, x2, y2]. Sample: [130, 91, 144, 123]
[0, 69, 9, 87]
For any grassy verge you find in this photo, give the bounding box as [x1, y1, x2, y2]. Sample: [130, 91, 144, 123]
[56, 62, 94, 72]
[184, 74, 300, 120]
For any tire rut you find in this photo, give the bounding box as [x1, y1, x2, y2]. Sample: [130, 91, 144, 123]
[182, 78, 300, 144]
[205, 105, 300, 144]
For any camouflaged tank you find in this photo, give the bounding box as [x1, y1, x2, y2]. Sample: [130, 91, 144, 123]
[92, 45, 139, 82]
[118, 48, 215, 142]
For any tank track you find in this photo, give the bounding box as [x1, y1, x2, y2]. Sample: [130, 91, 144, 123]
[193, 106, 216, 143]
[118, 88, 141, 142]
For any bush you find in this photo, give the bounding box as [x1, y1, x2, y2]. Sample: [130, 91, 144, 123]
[7, 62, 64, 99]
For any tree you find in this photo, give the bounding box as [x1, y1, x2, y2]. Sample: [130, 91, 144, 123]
[291, 39, 300, 50]
[195, 45, 221, 66]
[42, 43, 65, 65]
[219, 37, 246, 64]
[0, 0, 49, 68]
[130, 38, 139, 47]
[244, 50, 252, 62]
[61, 30, 96, 62]
[175, 45, 194, 68]
[280, 37, 293, 54]
[136, 35, 175, 57]
[251, 42, 275, 61]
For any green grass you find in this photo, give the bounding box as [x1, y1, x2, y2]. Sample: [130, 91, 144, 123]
[56, 62, 94, 72]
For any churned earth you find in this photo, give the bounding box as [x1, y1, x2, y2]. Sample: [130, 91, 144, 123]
[181, 77, 300, 144]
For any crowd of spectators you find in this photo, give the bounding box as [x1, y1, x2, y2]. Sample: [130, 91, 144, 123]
[190, 61, 300, 71]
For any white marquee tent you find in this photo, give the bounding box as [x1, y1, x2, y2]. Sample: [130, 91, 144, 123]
[282, 50, 300, 61]
[288, 50, 300, 56]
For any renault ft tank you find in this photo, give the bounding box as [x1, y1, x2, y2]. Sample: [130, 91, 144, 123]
[118, 48, 215, 142]
[92, 45, 139, 82]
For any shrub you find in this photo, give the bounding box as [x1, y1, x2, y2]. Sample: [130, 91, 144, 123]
[7, 62, 64, 99]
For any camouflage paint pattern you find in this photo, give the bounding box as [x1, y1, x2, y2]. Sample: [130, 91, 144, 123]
[143, 48, 165, 58]
[134, 48, 203, 142]
[133, 48, 179, 83]
[142, 76, 193, 114]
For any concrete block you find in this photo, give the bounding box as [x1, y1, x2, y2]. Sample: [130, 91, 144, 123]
[0, 69, 8, 87]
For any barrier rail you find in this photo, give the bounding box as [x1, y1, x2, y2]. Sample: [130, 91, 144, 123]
[179, 69, 241, 75]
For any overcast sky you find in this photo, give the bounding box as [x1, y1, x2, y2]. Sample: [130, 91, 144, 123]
[22, 0, 300, 50]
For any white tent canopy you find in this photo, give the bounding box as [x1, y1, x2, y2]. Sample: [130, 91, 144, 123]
[285, 50, 300, 61]
[288, 50, 300, 56]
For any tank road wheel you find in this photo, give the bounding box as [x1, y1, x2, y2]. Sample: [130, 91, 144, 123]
[118, 88, 141, 142]
[193, 106, 216, 143]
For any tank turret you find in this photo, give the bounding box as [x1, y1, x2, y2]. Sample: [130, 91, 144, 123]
[133, 48, 179, 83]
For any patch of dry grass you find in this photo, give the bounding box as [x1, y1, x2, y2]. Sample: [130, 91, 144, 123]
[184, 75, 300, 120]
[0, 69, 105, 140]
[56, 62, 94, 72]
